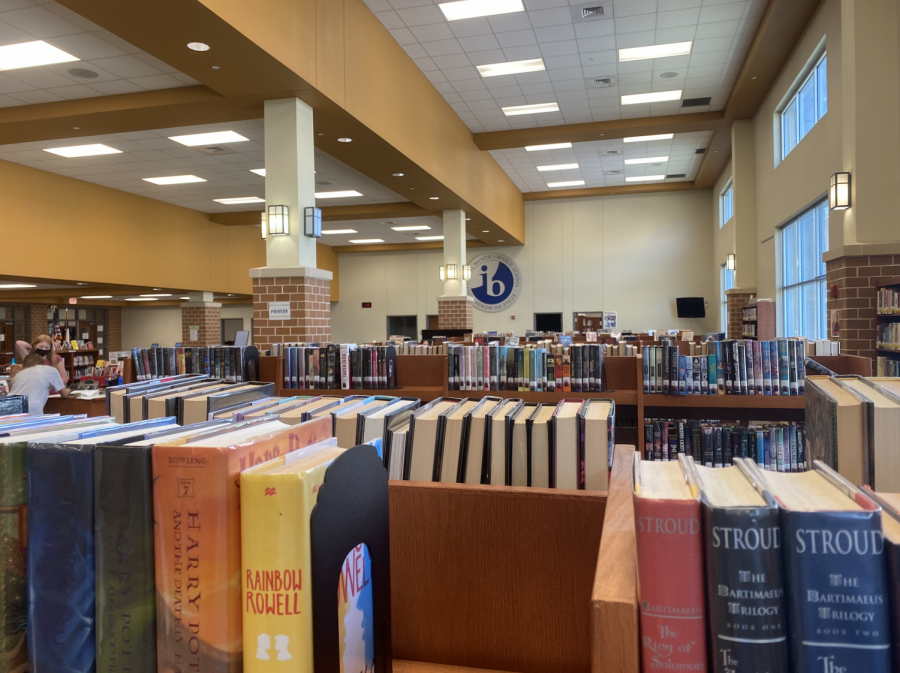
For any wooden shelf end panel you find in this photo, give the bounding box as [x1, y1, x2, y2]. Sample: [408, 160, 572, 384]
[592, 445, 639, 673]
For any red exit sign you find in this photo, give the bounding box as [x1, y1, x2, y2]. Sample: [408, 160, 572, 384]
[361, 302, 372, 308]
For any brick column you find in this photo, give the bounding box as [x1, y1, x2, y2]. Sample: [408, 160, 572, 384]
[181, 292, 221, 347]
[107, 307, 122, 351]
[250, 267, 332, 352]
[726, 289, 755, 340]
[438, 295, 474, 331]
[825, 254, 900, 361]
[29, 304, 47, 340]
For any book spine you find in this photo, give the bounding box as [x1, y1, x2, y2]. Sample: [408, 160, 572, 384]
[724, 342, 733, 395]
[634, 496, 706, 673]
[669, 346, 679, 396]
[644, 422, 653, 460]
[692, 356, 701, 395]
[777, 340, 790, 396]
[703, 504, 788, 673]
[700, 356, 709, 395]
[714, 427, 724, 467]
[642, 346, 650, 394]
[562, 353, 571, 392]
[789, 341, 799, 396]
[738, 343, 748, 395]
[702, 427, 713, 466]
[745, 340, 755, 395]
[678, 355, 687, 395]
[662, 344, 670, 395]
[0, 441, 28, 673]
[781, 508, 891, 673]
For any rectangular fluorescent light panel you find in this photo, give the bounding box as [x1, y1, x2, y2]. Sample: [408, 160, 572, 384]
[502, 102, 559, 116]
[477, 58, 544, 78]
[125, 297, 158, 301]
[0, 284, 36, 289]
[416, 236, 445, 241]
[44, 144, 122, 158]
[250, 168, 266, 177]
[143, 175, 206, 185]
[619, 42, 692, 62]
[621, 90, 682, 105]
[439, 0, 524, 21]
[525, 142, 572, 151]
[140, 294, 172, 297]
[81, 295, 112, 299]
[213, 197, 265, 204]
[321, 229, 358, 235]
[625, 175, 666, 182]
[391, 225, 431, 231]
[547, 180, 585, 188]
[624, 157, 669, 165]
[315, 190, 363, 199]
[537, 163, 579, 172]
[168, 130, 249, 146]
[624, 134, 674, 143]
[349, 239, 384, 244]
[0, 40, 79, 70]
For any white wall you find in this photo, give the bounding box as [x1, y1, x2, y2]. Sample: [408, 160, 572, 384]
[332, 190, 717, 343]
[121, 304, 253, 349]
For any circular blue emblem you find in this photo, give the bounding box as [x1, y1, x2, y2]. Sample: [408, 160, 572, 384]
[467, 252, 522, 313]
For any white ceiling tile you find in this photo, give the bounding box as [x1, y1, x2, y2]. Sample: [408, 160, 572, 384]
[658, 0, 701, 9]
[452, 78, 488, 92]
[404, 43, 431, 58]
[1, 5, 79, 36]
[423, 37, 465, 56]
[389, 0, 435, 11]
[410, 21, 454, 41]
[520, 81, 555, 95]
[502, 44, 543, 60]
[482, 73, 520, 87]
[488, 13, 533, 32]
[544, 53, 582, 69]
[615, 13, 657, 33]
[692, 35, 734, 52]
[694, 19, 739, 39]
[449, 17, 494, 37]
[614, 30, 657, 48]
[574, 19, 615, 39]
[431, 53, 471, 68]
[388, 27, 418, 44]
[395, 5, 444, 26]
[467, 48, 507, 65]
[424, 69, 448, 83]
[131, 73, 188, 91]
[553, 78, 586, 91]
[649, 54, 691, 70]
[496, 29, 537, 47]
[0, 93, 23, 107]
[467, 98, 502, 111]
[547, 66, 584, 81]
[442, 65, 480, 80]
[686, 63, 724, 78]
[365, 0, 392, 10]
[9, 89, 62, 104]
[527, 7, 572, 27]
[458, 33, 501, 51]
[5, 67, 72, 88]
[90, 54, 162, 78]
[654, 25, 696, 42]
[541, 40, 580, 56]
[0, 18, 31, 43]
[414, 56, 439, 71]
[48, 32, 126, 60]
[581, 51, 617, 67]
[431, 80, 456, 93]
[0, 72, 34, 93]
[459, 88, 497, 101]
[376, 10, 408, 30]
[534, 24, 575, 42]
[656, 7, 700, 29]
[442, 91, 463, 103]
[44, 83, 102, 99]
[689, 50, 728, 66]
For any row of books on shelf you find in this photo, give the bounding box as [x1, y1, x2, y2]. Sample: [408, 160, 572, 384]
[72, 355, 94, 366]
[643, 418, 805, 472]
[741, 305, 759, 320]
[274, 343, 399, 390]
[53, 338, 95, 351]
[633, 453, 900, 673]
[130, 345, 258, 382]
[876, 285, 900, 314]
[643, 339, 808, 396]
[876, 321, 900, 349]
[876, 356, 900, 376]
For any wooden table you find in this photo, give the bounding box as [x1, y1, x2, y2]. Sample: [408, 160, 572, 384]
[44, 395, 107, 417]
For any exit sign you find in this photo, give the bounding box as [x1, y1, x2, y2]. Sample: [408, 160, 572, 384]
[362, 302, 372, 308]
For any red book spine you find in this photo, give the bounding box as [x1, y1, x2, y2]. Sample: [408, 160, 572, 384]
[634, 496, 707, 672]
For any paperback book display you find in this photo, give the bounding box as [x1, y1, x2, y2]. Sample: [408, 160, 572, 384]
[643, 419, 806, 471]
[642, 338, 820, 396]
[131, 345, 259, 382]
[634, 455, 895, 673]
[273, 343, 398, 390]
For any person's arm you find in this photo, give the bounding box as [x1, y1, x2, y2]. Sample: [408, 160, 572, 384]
[53, 354, 69, 385]
[14, 340, 32, 360]
[58, 387, 71, 398]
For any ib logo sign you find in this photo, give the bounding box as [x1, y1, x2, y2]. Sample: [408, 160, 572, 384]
[468, 252, 522, 313]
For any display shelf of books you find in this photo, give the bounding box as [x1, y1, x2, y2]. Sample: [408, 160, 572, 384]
[876, 276, 900, 375]
[55, 348, 98, 381]
[740, 300, 775, 340]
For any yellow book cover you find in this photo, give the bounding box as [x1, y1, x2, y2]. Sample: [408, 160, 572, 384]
[240, 446, 344, 672]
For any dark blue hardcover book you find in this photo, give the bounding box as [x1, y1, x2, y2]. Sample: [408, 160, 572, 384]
[763, 461, 891, 673]
[27, 441, 96, 673]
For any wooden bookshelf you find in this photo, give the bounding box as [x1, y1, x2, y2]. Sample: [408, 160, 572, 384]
[875, 277, 900, 375]
[740, 301, 776, 340]
[55, 348, 99, 382]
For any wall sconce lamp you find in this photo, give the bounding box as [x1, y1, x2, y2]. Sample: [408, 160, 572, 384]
[304, 206, 322, 238]
[439, 266, 445, 281]
[446, 264, 458, 280]
[267, 204, 289, 236]
[261, 211, 267, 239]
[830, 172, 851, 210]
[463, 265, 471, 281]
[726, 253, 735, 271]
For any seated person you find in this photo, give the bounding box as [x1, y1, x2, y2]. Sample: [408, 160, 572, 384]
[10, 353, 70, 415]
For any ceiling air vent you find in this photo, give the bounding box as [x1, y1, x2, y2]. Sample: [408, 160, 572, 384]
[682, 97, 712, 107]
[604, 150, 620, 156]
[195, 145, 236, 156]
[695, 148, 706, 154]
[592, 77, 614, 87]
[581, 6, 604, 18]
[570, 1, 612, 22]
[605, 169, 623, 175]
[666, 174, 686, 179]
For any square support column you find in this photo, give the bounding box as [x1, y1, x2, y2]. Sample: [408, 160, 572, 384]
[181, 292, 221, 347]
[251, 266, 332, 352]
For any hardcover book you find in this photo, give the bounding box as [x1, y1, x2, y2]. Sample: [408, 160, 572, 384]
[804, 376, 865, 485]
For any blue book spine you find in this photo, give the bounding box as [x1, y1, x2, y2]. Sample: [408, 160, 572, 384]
[27, 442, 96, 673]
[707, 354, 717, 395]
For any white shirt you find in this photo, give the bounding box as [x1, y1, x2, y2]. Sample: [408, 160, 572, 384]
[9, 366, 65, 415]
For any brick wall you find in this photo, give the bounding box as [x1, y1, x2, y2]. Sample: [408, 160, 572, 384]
[107, 307, 122, 351]
[825, 254, 899, 361]
[181, 304, 221, 347]
[726, 292, 754, 340]
[438, 297, 474, 330]
[252, 276, 331, 352]
[29, 304, 47, 340]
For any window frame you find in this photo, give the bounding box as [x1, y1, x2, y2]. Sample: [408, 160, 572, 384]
[719, 178, 734, 228]
[775, 42, 827, 164]
[780, 199, 829, 340]
[721, 264, 735, 333]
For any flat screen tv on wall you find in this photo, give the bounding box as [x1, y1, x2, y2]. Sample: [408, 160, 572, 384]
[676, 297, 706, 318]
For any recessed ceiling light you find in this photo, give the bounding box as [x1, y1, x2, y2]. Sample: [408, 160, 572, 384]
[498, 239, 504, 242]
[315, 190, 363, 199]
[76, 282, 87, 285]
[44, 144, 121, 158]
[321, 229, 358, 235]
[337, 138, 352, 143]
[618, 41, 692, 62]
[439, 0, 524, 21]
[392, 225, 431, 231]
[625, 175, 666, 182]
[477, 58, 545, 78]
[624, 134, 674, 143]
[416, 235, 445, 241]
[169, 131, 249, 146]
[0, 283, 36, 289]
[213, 196, 265, 204]
[482, 230, 490, 233]
[525, 142, 572, 151]
[250, 168, 266, 177]
[392, 172, 404, 177]
[537, 163, 579, 171]
[349, 239, 384, 244]
[547, 180, 585, 188]
[429, 196, 440, 200]
[125, 297, 158, 301]
[140, 293, 172, 297]
[228, 294, 233, 297]
[621, 90, 682, 105]
[0, 40, 78, 71]
[181, 296, 190, 300]
[143, 175, 206, 185]
[153, 288, 161, 290]
[502, 102, 559, 116]
[187, 42, 210, 52]
[81, 295, 112, 299]
[68, 68, 98, 79]
[624, 157, 669, 165]
[465, 218, 471, 221]
[211, 65, 220, 70]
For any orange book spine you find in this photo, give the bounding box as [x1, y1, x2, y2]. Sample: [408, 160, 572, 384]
[152, 418, 332, 673]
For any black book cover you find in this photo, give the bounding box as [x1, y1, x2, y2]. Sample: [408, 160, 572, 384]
[587, 346, 597, 393]
[652, 421, 662, 461]
[692, 461, 789, 673]
[691, 421, 702, 463]
[670, 346, 679, 395]
[319, 348, 327, 389]
[702, 427, 714, 467]
[572, 345, 583, 392]
[489, 345, 498, 391]
[714, 426, 724, 467]
[723, 426, 733, 465]
[862, 488, 900, 673]
[667, 422, 677, 460]
[644, 422, 654, 460]
[677, 421, 685, 455]
[692, 356, 701, 394]
[662, 344, 670, 395]
[724, 342, 734, 394]
[327, 344, 336, 388]
[738, 343, 748, 395]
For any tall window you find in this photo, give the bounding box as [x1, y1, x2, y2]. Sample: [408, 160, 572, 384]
[781, 54, 827, 159]
[721, 264, 735, 332]
[720, 179, 733, 228]
[782, 199, 829, 339]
